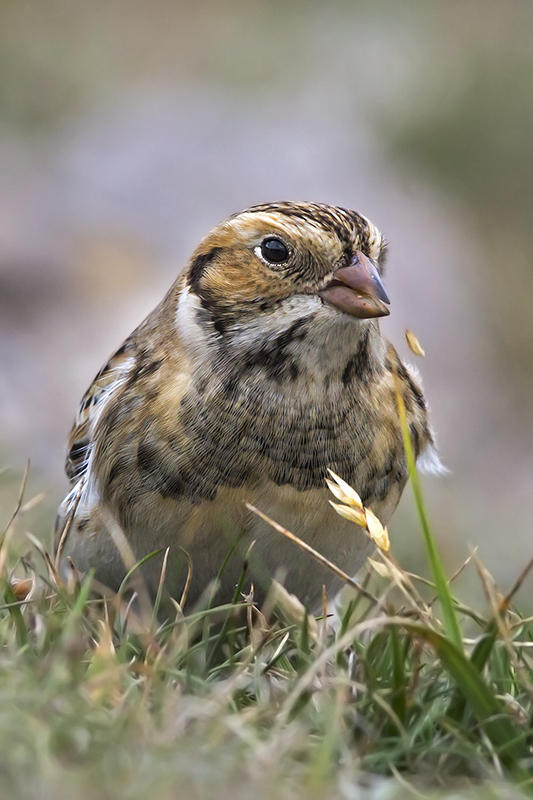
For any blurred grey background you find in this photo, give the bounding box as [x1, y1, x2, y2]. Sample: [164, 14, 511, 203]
[1, 0, 532, 602]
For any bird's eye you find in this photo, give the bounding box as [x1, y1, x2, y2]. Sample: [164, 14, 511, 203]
[258, 237, 289, 265]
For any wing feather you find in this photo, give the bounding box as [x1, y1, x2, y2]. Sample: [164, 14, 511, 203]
[65, 340, 136, 483]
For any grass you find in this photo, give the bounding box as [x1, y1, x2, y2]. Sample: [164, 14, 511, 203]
[1, 453, 532, 799]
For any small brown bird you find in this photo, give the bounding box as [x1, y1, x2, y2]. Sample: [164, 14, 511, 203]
[56, 202, 441, 610]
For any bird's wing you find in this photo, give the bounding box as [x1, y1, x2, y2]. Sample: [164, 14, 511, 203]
[65, 339, 136, 484]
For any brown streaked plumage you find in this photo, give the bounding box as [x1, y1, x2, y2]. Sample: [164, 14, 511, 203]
[56, 201, 442, 611]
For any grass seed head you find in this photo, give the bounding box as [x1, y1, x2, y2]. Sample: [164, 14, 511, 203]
[365, 508, 390, 552]
[328, 500, 367, 528]
[326, 469, 364, 509]
[405, 329, 425, 357]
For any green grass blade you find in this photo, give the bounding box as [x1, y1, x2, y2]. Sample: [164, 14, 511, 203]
[390, 626, 407, 725]
[399, 621, 529, 773]
[396, 383, 463, 651]
[3, 582, 28, 648]
[117, 547, 166, 596]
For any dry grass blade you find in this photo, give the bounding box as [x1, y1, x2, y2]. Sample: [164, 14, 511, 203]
[371, 552, 433, 624]
[269, 580, 318, 641]
[152, 546, 171, 625]
[0, 461, 31, 577]
[473, 552, 533, 697]
[54, 478, 86, 574]
[26, 531, 61, 586]
[472, 551, 508, 634]
[427, 547, 479, 607]
[100, 508, 154, 624]
[245, 503, 378, 605]
[19, 493, 45, 515]
[178, 547, 194, 610]
[499, 557, 533, 612]
[0, 459, 30, 545]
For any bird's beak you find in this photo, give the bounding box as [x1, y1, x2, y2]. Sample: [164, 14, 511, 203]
[319, 251, 390, 319]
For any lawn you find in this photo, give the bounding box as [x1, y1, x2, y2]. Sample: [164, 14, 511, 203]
[1, 447, 532, 799]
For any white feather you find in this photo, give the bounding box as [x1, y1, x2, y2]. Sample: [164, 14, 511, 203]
[417, 442, 449, 476]
[73, 356, 135, 513]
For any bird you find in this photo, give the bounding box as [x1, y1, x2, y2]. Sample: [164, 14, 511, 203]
[55, 201, 442, 612]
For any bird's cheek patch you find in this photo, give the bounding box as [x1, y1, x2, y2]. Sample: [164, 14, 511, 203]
[203, 258, 287, 307]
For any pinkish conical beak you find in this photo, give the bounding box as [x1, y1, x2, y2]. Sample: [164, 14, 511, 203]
[319, 251, 390, 319]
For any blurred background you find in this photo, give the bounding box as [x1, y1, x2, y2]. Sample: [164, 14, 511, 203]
[1, 0, 532, 605]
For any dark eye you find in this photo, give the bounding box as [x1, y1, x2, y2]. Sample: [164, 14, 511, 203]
[260, 237, 289, 264]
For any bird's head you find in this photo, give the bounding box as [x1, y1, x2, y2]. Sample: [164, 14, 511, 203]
[178, 202, 389, 348]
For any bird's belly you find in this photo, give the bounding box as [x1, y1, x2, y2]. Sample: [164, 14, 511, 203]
[62, 478, 401, 613]
[135, 481, 398, 610]
[132, 483, 377, 610]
